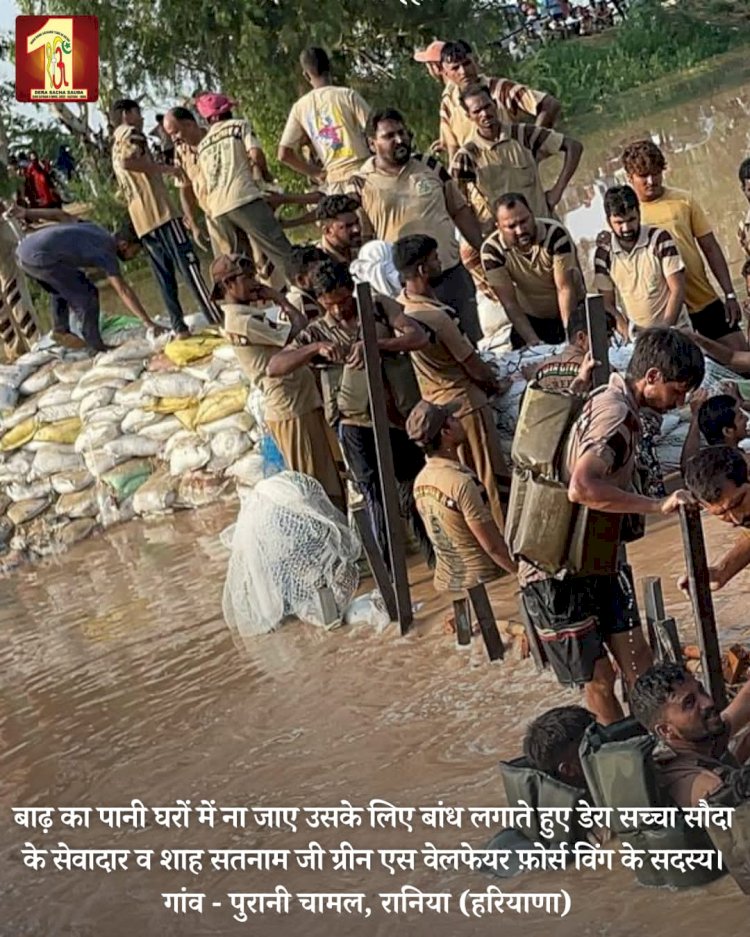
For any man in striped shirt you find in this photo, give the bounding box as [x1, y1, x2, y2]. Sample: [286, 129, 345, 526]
[480, 192, 584, 348]
[450, 84, 582, 230]
[593, 185, 688, 337]
[438, 40, 561, 161]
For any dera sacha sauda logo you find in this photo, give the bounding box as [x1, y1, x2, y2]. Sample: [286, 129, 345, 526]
[15, 15, 99, 102]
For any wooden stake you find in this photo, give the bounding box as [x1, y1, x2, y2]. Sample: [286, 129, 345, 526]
[453, 597, 472, 647]
[468, 583, 505, 661]
[585, 292, 610, 389]
[351, 503, 398, 622]
[641, 576, 681, 664]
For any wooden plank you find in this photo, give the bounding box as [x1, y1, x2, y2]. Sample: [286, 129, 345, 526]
[468, 583, 505, 661]
[351, 503, 398, 622]
[585, 293, 610, 389]
[678, 503, 727, 710]
[453, 597, 472, 647]
[642, 576, 681, 664]
[355, 282, 413, 634]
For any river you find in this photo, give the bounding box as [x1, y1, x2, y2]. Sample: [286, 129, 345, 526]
[3, 62, 750, 937]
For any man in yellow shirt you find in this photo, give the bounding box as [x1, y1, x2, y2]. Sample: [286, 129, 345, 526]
[278, 47, 371, 194]
[622, 139, 746, 351]
[111, 98, 219, 335]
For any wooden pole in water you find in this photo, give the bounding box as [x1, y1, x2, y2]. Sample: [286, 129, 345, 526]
[678, 502, 727, 710]
[355, 281, 413, 634]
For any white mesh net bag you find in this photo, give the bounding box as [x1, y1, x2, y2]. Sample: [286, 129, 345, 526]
[222, 470, 360, 638]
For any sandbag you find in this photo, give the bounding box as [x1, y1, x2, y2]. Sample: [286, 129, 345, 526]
[96, 338, 153, 364]
[98, 493, 136, 528]
[78, 386, 116, 418]
[75, 422, 121, 453]
[0, 517, 13, 544]
[114, 380, 155, 408]
[163, 333, 225, 366]
[173, 405, 200, 429]
[0, 417, 37, 452]
[0, 451, 32, 483]
[38, 383, 76, 408]
[0, 493, 10, 516]
[84, 405, 127, 425]
[142, 372, 202, 399]
[177, 471, 230, 507]
[132, 469, 178, 516]
[163, 429, 197, 458]
[78, 362, 144, 386]
[139, 416, 185, 441]
[7, 497, 50, 525]
[198, 412, 253, 437]
[58, 517, 97, 548]
[104, 436, 160, 459]
[6, 478, 52, 502]
[225, 451, 265, 488]
[83, 449, 121, 478]
[0, 383, 18, 412]
[0, 397, 38, 432]
[102, 458, 152, 499]
[53, 358, 94, 384]
[194, 385, 248, 426]
[51, 469, 95, 495]
[121, 408, 161, 434]
[212, 345, 237, 363]
[56, 487, 100, 518]
[0, 361, 40, 388]
[19, 360, 58, 395]
[184, 358, 227, 383]
[14, 350, 55, 371]
[169, 435, 210, 476]
[209, 429, 251, 467]
[30, 446, 84, 479]
[37, 401, 81, 423]
[21, 515, 97, 556]
[35, 417, 81, 444]
[70, 376, 128, 401]
[219, 368, 245, 386]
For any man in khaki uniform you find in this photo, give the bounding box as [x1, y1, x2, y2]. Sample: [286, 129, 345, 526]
[348, 108, 484, 343]
[111, 98, 219, 334]
[480, 192, 584, 349]
[408, 399, 516, 593]
[315, 195, 362, 266]
[451, 84, 582, 230]
[393, 233, 508, 532]
[278, 47, 371, 194]
[212, 253, 345, 512]
[439, 40, 560, 161]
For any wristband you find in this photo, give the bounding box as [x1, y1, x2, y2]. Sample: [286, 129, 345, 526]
[725, 292, 737, 300]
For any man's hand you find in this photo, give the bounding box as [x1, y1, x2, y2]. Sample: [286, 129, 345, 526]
[678, 566, 726, 597]
[312, 169, 327, 187]
[346, 340, 365, 370]
[162, 164, 182, 178]
[429, 139, 445, 156]
[184, 217, 209, 252]
[317, 341, 345, 362]
[576, 351, 599, 385]
[688, 387, 709, 415]
[660, 489, 694, 515]
[545, 185, 563, 212]
[726, 295, 742, 327]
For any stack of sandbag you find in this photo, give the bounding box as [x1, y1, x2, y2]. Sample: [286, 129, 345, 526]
[0, 329, 273, 565]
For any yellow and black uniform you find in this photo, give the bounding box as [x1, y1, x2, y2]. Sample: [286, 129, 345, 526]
[481, 218, 583, 348]
[439, 75, 547, 155]
[451, 123, 564, 226]
[414, 457, 507, 593]
[639, 186, 737, 340]
[112, 124, 218, 328]
[398, 289, 507, 531]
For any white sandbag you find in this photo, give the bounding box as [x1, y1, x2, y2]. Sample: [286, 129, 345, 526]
[225, 451, 265, 488]
[212, 344, 237, 363]
[0, 397, 38, 432]
[198, 412, 254, 438]
[132, 469, 178, 516]
[37, 401, 80, 423]
[0, 361, 41, 388]
[78, 362, 144, 386]
[83, 449, 121, 478]
[70, 376, 127, 401]
[169, 435, 210, 475]
[0, 451, 32, 484]
[121, 408, 161, 434]
[0, 383, 18, 412]
[77, 387, 117, 417]
[55, 486, 100, 518]
[139, 416, 185, 441]
[53, 358, 94, 384]
[51, 469, 95, 495]
[219, 368, 245, 386]
[96, 339, 153, 365]
[84, 405, 127, 426]
[14, 350, 55, 370]
[30, 447, 84, 479]
[19, 360, 58, 395]
[104, 436, 160, 459]
[38, 383, 75, 408]
[114, 380, 155, 408]
[177, 471, 230, 507]
[142, 372, 203, 399]
[97, 493, 136, 528]
[7, 497, 50, 525]
[210, 429, 251, 466]
[163, 428, 197, 457]
[183, 357, 228, 383]
[75, 422, 121, 453]
[6, 478, 52, 502]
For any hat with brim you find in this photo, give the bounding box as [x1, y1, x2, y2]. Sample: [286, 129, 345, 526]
[406, 399, 461, 448]
[195, 92, 236, 120]
[413, 40, 446, 63]
[209, 252, 255, 301]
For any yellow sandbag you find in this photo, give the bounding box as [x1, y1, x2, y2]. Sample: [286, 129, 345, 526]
[194, 385, 248, 426]
[0, 417, 37, 451]
[174, 405, 199, 430]
[163, 332, 226, 366]
[144, 396, 199, 414]
[34, 417, 82, 445]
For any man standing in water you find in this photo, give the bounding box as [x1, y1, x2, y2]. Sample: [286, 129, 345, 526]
[521, 328, 704, 725]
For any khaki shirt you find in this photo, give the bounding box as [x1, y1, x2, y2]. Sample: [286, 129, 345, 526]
[398, 290, 486, 417]
[638, 186, 716, 314]
[593, 226, 688, 330]
[173, 138, 209, 213]
[197, 119, 263, 218]
[111, 124, 179, 237]
[524, 346, 584, 391]
[414, 456, 504, 593]
[653, 731, 733, 809]
[481, 218, 582, 319]
[280, 85, 370, 185]
[451, 123, 564, 224]
[440, 74, 547, 154]
[319, 234, 351, 266]
[348, 155, 466, 272]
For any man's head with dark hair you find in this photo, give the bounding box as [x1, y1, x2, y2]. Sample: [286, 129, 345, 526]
[625, 328, 704, 413]
[494, 192, 536, 251]
[685, 445, 750, 527]
[113, 219, 141, 261]
[290, 244, 329, 291]
[622, 140, 666, 204]
[163, 106, 202, 147]
[603, 184, 641, 246]
[111, 98, 142, 130]
[392, 234, 441, 287]
[366, 109, 411, 168]
[523, 705, 595, 787]
[310, 261, 356, 324]
[565, 304, 589, 347]
[300, 47, 331, 80]
[459, 84, 499, 137]
[630, 663, 724, 745]
[698, 394, 748, 447]
[739, 157, 750, 203]
[440, 40, 477, 88]
[316, 195, 362, 253]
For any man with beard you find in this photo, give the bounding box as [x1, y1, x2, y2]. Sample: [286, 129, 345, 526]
[630, 662, 750, 808]
[348, 108, 484, 343]
[439, 40, 560, 161]
[594, 185, 688, 338]
[480, 192, 584, 349]
[681, 445, 750, 596]
[315, 195, 362, 266]
[451, 84, 582, 230]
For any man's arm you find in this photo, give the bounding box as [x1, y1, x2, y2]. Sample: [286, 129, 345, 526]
[106, 275, 158, 328]
[545, 136, 583, 211]
[9, 205, 80, 225]
[663, 269, 686, 327]
[177, 184, 209, 250]
[535, 93, 561, 128]
[449, 204, 483, 253]
[464, 515, 518, 575]
[553, 264, 578, 329]
[696, 231, 742, 327]
[723, 673, 750, 736]
[120, 154, 179, 177]
[600, 288, 629, 341]
[377, 308, 428, 354]
[486, 266, 540, 346]
[266, 340, 341, 377]
[460, 350, 501, 393]
[681, 532, 750, 597]
[692, 332, 750, 376]
[248, 146, 273, 184]
[679, 388, 708, 477]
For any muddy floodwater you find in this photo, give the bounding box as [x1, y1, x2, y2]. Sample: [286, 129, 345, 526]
[4, 63, 750, 937]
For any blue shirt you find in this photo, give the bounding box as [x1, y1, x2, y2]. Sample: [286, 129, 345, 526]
[16, 222, 121, 276]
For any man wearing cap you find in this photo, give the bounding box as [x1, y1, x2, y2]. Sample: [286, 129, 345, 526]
[111, 98, 220, 335]
[393, 233, 509, 533]
[278, 47, 371, 194]
[211, 252, 345, 512]
[196, 93, 297, 283]
[316, 194, 362, 266]
[409, 399, 517, 594]
[413, 40, 446, 83]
